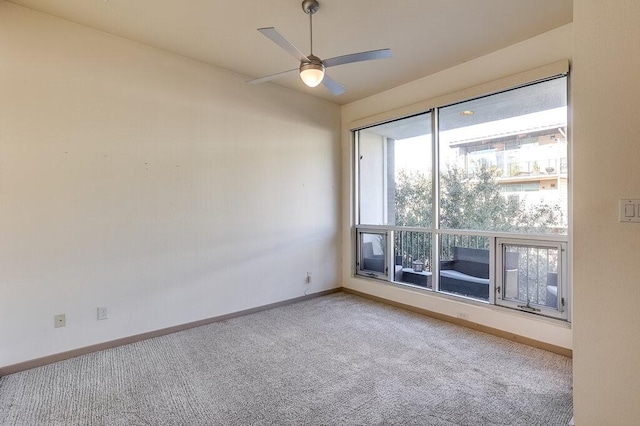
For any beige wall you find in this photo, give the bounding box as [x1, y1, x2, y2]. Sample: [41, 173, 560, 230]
[341, 25, 574, 350]
[0, 2, 341, 368]
[572, 1, 640, 424]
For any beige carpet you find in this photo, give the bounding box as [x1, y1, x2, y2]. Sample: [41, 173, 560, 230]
[0, 292, 573, 425]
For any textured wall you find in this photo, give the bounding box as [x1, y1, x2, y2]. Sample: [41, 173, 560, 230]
[0, 2, 341, 367]
[572, 1, 640, 423]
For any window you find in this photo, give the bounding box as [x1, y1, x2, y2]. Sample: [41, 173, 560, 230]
[439, 234, 491, 301]
[356, 230, 388, 280]
[496, 240, 567, 320]
[438, 77, 567, 234]
[357, 112, 433, 227]
[394, 229, 433, 288]
[354, 76, 569, 320]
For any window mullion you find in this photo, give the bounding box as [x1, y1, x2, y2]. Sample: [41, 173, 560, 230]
[432, 108, 441, 291]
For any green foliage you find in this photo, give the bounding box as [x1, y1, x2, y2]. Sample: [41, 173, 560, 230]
[395, 164, 564, 233]
[440, 164, 519, 231]
[393, 163, 564, 270]
[394, 170, 432, 227]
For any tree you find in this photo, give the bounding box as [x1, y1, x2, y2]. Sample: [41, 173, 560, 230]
[440, 164, 519, 231]
[437, 163, 563, 233]
[393, 163, 565, 268]
[393, 170, 433, 268]
[394, 169, 432, 228]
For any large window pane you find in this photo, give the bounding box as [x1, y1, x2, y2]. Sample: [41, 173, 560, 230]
[357, 113, 433, 227]
[358, 131, 387, 225]
[438, 77, 568, 234]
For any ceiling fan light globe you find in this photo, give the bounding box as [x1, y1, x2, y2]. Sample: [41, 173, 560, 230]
[299, 61, 325, 87]
[300, 69, 324, 87]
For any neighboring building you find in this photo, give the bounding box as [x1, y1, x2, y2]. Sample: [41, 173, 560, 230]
[442, 106, 568, 230]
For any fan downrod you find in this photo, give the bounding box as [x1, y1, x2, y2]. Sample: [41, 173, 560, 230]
[302, 0, 319, 15]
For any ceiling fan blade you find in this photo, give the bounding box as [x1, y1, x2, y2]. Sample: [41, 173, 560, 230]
[323, 48, 392, 68]
[258, 27, 309, 63]
[322, 74, 345, 96]
[247, 68, 298, 85]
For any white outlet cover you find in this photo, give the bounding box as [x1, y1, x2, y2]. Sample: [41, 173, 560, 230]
[97, 306, 109, 320]
[54, 313, 66, 328]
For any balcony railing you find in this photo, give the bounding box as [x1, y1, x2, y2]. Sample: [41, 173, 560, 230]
[394, 230, 432, 270]
[502, 158, 567, 178]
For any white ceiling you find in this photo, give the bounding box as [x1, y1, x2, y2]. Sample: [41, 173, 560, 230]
[8, 0, 573, 105]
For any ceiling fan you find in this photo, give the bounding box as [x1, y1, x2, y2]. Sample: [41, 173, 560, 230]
[247, 0, 392, 96]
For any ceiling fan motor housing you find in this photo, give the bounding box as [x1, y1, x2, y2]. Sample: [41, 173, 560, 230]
[302, 0, 319, 15]
[300, 54, 324, 71]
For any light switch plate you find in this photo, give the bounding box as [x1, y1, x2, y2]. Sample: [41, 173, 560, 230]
[620, 199, 640, 222]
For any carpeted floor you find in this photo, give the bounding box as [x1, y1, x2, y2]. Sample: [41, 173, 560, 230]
[0, 292, 573, 425]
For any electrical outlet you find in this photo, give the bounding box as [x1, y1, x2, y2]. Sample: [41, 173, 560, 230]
[54, 313, 66, 328]
[97, 306, 109, 320]
[306, 272, 312, 284]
